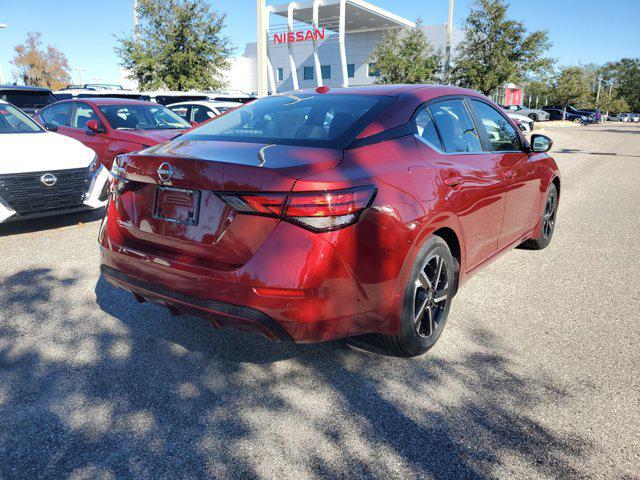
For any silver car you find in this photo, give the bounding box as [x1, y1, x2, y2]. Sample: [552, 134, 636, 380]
[609, 113, 634, 122]
[503, 104, 550, 122]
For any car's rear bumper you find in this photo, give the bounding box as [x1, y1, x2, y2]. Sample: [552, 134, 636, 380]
[98, 215, 404, 343]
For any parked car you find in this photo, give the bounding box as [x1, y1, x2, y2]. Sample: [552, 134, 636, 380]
[53, 88, 150, 101]
[100, 85, 560, 357]
[541, 107, 589, 123]
[506, 112, 534, 132]
[142, 91, 210, 105]
[542, 105, 596, 121]
[167, 100, 243, 124]
[0, 85, 58, 116]
[503, 104, 549, 122]
[578, 108, 604, 123]
[0, 100, 109, 223]
[607, 112, 633, 122]
[629, 113, 640, 123]
[206, 91, 257, 104]
[34, 98, 192, 169]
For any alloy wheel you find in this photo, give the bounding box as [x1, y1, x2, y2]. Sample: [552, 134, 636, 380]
[543, 191, 557, 239]
[413, 254, 449, 338]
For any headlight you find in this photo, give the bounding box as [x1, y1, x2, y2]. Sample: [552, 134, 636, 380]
[88, 154, 101, 173]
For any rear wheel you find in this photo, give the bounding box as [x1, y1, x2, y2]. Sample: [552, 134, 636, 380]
[521, 184, 558, 250]
[380, 236, 454, 357]
[529, 113, 538, 122]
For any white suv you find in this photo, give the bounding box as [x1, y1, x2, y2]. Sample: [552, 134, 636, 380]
[0, 101, 109, 223]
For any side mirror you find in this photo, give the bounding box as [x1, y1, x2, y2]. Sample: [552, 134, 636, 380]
[86, 120, 104, 133]
[190, 120, 198, 127]
[530, 134, 553, 153]
[44, 123, 58, 132]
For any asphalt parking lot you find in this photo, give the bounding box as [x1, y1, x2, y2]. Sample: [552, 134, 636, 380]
[0, 123, 638, 479]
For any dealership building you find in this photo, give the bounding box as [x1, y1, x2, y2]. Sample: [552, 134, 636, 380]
[225, 0, 464, 95]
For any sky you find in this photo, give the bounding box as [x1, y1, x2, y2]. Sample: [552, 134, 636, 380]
[1, 0, 639, 85]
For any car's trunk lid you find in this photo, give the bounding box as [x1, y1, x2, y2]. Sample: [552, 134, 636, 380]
[111, 140, 342, 267]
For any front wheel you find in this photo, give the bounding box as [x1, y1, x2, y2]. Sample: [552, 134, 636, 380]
[573, 117, 582, 124]
[380, 236, 455, 357]
[529, 113, 539, 122]
[521, 183, 558, 250]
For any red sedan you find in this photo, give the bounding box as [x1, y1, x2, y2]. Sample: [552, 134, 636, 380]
[35, 98, 192, 169]
[99, 85, 560, 356]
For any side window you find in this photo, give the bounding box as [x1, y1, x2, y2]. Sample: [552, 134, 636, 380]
[71, 103, 99, 129]
[41, 102, 72, 127]
[192, 105, 215, 123]
[428, 99, 482, 153]
[470, 99, 521, 152]
[169, 105, 189, 120]
[413, 107, 442, 150]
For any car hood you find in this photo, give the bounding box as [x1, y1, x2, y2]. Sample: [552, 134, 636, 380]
[113, 129, 185, 145]
[0, 132, 95, 174]
[507, 113, 533, 123]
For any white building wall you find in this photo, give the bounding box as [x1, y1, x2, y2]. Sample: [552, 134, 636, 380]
[222, 24, 465, 94]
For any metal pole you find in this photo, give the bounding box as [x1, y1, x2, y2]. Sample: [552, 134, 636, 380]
[444, 0, 454, 83]
[256, 0, 268, 97]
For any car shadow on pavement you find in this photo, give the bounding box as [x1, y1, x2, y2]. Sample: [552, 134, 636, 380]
[0, 268, 594, 479]
[0, 208, 104, 237]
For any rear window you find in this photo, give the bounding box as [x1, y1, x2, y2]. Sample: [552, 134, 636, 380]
[0, 90, 58, 109]
[181, 94, 392, 148]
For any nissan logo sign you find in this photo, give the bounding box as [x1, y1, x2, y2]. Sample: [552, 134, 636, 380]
[157, 162, 174, 182]
[40, 173, 58, 187]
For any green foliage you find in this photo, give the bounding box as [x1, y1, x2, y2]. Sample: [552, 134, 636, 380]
[552, 66, 593, 107]
[115, 0, 232, 91]
[11, 32, 71, 90]
[604, 58, 640, 111]
[369, 22, 442, 84]
[452, 0, 552, 95]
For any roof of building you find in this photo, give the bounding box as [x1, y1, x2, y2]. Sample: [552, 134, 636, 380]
[270, 0, 414, 33]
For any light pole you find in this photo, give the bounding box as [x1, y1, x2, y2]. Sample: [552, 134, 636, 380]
[444, 0, 454, 84]
[74, 67, 86, 85]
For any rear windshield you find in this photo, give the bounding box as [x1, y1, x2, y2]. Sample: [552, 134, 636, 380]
[181, 94, 392, 148]
[0, 91, 58, 109]
[154, 95, 209, 105]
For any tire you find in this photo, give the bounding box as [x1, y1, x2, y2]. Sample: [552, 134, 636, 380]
[521, 183, 558, 250]
[529, 113, 539, 122]
[573, 117, 582, 124]
[380, 235, 455, 357]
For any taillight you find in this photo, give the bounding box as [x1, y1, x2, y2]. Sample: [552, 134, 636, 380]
[218, 186, 376, 232]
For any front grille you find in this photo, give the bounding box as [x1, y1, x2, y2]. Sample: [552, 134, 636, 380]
[0, 168, 90, 216]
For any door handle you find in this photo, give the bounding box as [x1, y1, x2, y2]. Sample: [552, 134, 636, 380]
[444, 175, 464, 187]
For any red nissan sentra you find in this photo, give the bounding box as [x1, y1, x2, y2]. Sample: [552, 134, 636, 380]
[99, 85, 559, 356]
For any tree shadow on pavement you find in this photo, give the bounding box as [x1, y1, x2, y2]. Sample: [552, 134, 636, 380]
[0, 268, 594, 479]
[0, 209, 104, 238]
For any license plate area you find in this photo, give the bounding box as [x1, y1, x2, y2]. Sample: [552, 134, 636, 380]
[153, 186, 200, 226]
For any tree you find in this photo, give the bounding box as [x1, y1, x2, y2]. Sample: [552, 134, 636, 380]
[604, 58, 640, 112]
[553, 66, 592, 108]
[116, 0, 232, 90]
[369, 22, 442, 84]
[11, 32, 71, 90]
[451, 0, 552, 95]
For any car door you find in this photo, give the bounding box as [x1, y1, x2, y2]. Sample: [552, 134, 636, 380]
[39, 102, 73, 132]
[413, 98, 506, 270]
[67, 102, 108, 163]
[468, 98, 542, 250]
